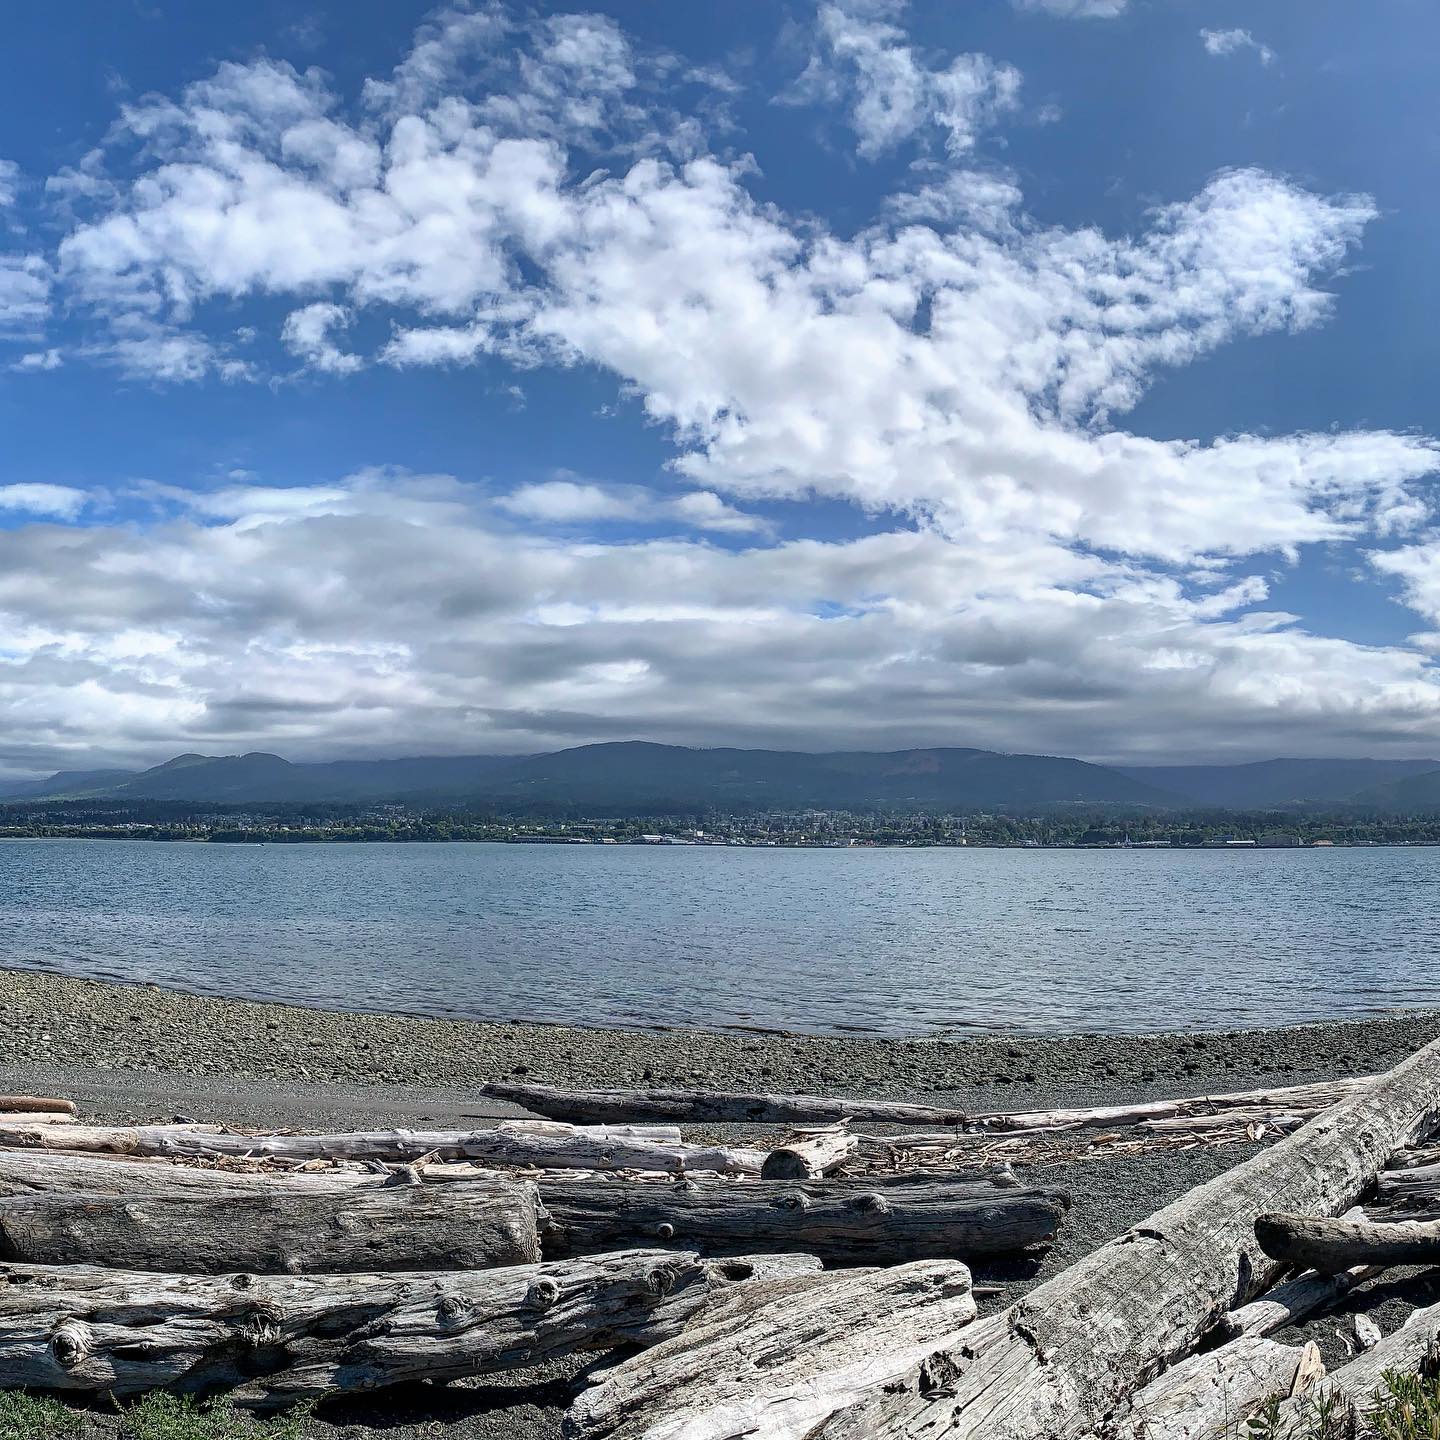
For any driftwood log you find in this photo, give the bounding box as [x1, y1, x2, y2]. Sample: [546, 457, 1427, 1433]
[1222, 1264, 1380, 1339]
[0, 1148, 374, 1198]
[1374, 1159, 1440, 1210]
[568, 1258, 977, 1440]
[484, 1077, 1366, 1134]
[1257, 1210, 1440, 1272]
[0, 1119, 766, 1175]
[785, 1040, 1440, 1440]
[0, 1096, 76, 1115]
[0, 1248, 820, 1404]
[1244, 1293, 1440, 1438]
[759, 1128, 859, 1180]
[539, 1172, 1069, 1262]
[0, 1178, 541, 1274]
[1112, 1337, 1323, 1440]
[483, 1080, 971, 1126]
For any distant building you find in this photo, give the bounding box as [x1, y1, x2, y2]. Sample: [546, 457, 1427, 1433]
[1312, 839, 1336, 847]
[1258, 832, 1300, 847]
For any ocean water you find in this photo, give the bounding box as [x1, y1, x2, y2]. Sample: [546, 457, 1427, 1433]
[0, 838, 1434, 1037]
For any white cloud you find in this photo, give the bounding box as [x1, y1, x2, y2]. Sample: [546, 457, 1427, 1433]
[1201, 29, 1277, 65]
[1011, 0, 1129, 17]
[0, 254, 50, 335]
[498, 477, 768, 534]
[0, 159, 19, 208]
[0, 484, 89, 519]
[4, 3, 1439, 766]
[12, 348, 62, 372]
[785, 2, 1023, 158]
[281, 301, 363, 373]
[0, 471, 1437, 773]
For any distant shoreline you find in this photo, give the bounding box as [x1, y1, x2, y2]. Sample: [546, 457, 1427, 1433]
[2, 830, 1440, 850]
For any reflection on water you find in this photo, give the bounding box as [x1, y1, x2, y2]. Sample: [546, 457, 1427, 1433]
[0, 839, 1434, 1036]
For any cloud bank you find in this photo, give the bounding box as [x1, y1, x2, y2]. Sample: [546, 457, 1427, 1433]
[0, 2, 1438, 775]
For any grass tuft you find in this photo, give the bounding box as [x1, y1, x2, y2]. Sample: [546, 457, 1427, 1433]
[0, 1391, 83, 1439]
[0, 1391, 314, 1440]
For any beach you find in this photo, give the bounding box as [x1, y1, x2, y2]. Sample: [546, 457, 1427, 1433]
[3, 968, 1439, 1438]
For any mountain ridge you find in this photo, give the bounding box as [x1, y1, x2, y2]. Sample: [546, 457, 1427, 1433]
[5, 743, 1440, 813]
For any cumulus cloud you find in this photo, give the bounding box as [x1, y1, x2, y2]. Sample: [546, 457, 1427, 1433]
[0, 0, 1437, 768]
[783, 1, 1023, 158]
[281, 301, 363, 373]
[0, 159, 19, 208]
[498, 477, 768, 534]
[11, 348, 62, 372]
[1201, 29, 1277, 65]
[0, 484, 89, 519]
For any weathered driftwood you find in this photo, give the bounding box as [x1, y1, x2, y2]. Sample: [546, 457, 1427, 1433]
[483, 1079, 971, 1126]
[1242, 1293, 1440, 1439]
[1257, 1210, 1440, 1272]
[539, 1172, 1069, 1262]
[0, 1096, 75, 1115]
[0, 1119, 766, 1175]
[806, 1041, 1440, 1440]
[1113, 1337, 1323, 1440]
[759, 1128, 859, 1180]
[0, 1148, 375, 1198]
[0, 1178, 540, 1274]
[483, 1077, 1367, 1134]
[978, 1079, 1366, 1135]
[568, 1258, 977, 1440]
[0, 1248, 820, 1404]
[1374, 1159, 1440, 1209]
[1222, 1264, 1379, 1339]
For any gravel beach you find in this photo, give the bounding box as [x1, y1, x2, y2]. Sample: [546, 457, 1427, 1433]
[1, 967, 1437, 1439]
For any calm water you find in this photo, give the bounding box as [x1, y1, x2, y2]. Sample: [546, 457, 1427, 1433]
[0, 839, 1435, 1036]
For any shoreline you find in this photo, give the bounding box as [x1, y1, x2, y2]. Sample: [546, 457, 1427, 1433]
[1, 965, 1436, 1104]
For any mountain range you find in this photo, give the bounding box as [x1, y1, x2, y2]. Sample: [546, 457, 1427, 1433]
[4, 743, 1440, 813]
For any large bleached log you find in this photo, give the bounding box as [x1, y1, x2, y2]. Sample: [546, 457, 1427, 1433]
[807, 1041, 1440, 1440]
[759, 1128, 859, 1180]
[539, 1172, 1069, 1263]
[0, 1178, 540, 1274]
[1112, 1337, 1322, 1440]
[0, 1248, 819, 1404]
[568, 1258, 978, 1440]
[0, 1119, 766, 1175]
[483, 1077, 1367, 1134]
[1256, 1210, 1440, 1272]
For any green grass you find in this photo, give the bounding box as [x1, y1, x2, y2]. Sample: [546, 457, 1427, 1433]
[0, 1393, 313, 1440]
[0, 1391, 83, 1439]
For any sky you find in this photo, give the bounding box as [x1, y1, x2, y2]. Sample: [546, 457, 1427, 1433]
[2, 0, 1440, 777]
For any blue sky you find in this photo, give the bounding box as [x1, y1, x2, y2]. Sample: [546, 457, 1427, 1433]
[1, 0, 1439, 776]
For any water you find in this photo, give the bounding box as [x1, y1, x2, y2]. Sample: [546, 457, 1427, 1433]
[0, 839, 1434, 1037]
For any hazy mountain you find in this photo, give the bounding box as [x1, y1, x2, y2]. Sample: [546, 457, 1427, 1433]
[11, 743, 1440, 813]
[1115, 758, 1440, 808]
[1346, 767, 1440, 812]
[1, 742, 1175, 812]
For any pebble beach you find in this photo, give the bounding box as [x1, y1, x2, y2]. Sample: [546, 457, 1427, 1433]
[2, 966, 1438, 1440]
